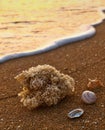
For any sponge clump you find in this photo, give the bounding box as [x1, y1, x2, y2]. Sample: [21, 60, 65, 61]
[15, 64, 75, 109]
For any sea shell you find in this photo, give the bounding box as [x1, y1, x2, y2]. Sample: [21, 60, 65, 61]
[87, 78, 104, 89]
[81, 90, 96, 104]
[68, 108, 84, 119]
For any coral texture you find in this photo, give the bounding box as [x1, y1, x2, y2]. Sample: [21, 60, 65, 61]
[15, 65, 75, 109]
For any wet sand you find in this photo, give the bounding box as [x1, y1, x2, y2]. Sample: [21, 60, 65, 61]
[0, 20, 105, 129]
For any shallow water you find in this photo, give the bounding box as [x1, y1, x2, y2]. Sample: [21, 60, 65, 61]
[0, 0, 105, 63]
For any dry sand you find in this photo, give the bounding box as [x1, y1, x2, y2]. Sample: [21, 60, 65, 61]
[0, 19, 105, 130]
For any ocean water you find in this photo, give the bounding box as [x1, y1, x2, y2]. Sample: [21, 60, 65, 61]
[0, 0, 105, 63]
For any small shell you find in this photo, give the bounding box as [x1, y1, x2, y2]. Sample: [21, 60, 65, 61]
[68, 108, 84, 119]
[81, 90, 96, 104]
[87, 78, 104, 89]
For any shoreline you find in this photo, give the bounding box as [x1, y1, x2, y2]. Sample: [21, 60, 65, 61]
[0, 7, 105, 63]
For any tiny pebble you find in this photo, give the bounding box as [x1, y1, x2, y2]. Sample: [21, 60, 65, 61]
[17, 125, 21, 128]
[1, 118, 4, 121]
[94, 54, 98, 57]
[101, 104, 104, 107]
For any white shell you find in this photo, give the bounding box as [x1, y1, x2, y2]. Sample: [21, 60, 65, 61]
[81, 90, 96, 104]
[68, 108, 84, 119]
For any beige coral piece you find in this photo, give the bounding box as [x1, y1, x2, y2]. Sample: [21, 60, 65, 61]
[15, 64, 75, 109]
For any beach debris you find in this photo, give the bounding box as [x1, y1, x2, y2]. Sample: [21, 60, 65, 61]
[87, 78, 104, 90]
[81, 90, 97, 104]
[15, 64, 75, 109]
[68, 108, 84, 119]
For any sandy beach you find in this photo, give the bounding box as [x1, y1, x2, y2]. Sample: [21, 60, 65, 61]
[0, 19, 105, 129]
[0, 1, 105, 130]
